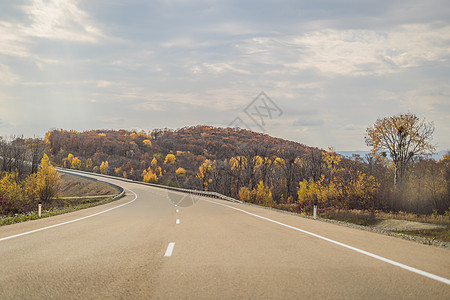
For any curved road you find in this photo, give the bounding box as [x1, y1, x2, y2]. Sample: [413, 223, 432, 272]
[1, 172, 449, 299]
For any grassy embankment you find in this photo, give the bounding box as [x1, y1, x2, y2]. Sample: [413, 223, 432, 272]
[319, 209, 450, 242]
[0, 173, 122, 226]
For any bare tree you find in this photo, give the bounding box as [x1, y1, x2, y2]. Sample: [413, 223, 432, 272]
[26, 138, 46, 174]
[0, 136, 29, 178]
[240, 144, 268, 190]
[365, 113, 435, 186]
[302, 149, 324, 181]
[276, 147, 302, 201]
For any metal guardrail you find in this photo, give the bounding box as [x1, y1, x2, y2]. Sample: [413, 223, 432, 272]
[56, 168, 242, 204]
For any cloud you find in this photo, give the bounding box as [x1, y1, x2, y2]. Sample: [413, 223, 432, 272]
[161, 37, 218, 49]
[0, 64, 20, 86]
[19, 0, 105, 43]
[0, 0, 107, 79]
[0, 118, 13, 131]
[238, 23, 450, 77]
[343, 124, 366, 131]
[97, 80, 114, 88]
[293, 117, 324, 127]
[133, 101, 166, 112]
[198, 21, 259, 36]
[1, 1, 449, 150]
[0, 21, 30, 58]
[202, 63, 251, 75]
[20, 80, 92, 87]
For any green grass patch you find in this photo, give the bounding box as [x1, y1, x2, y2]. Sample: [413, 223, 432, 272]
[0, 194, 124, 227]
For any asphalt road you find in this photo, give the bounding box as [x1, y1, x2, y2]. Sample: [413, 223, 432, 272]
[1, 172, 449, 299]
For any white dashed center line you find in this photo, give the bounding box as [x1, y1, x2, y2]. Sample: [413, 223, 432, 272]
[164, 242, 175, 257]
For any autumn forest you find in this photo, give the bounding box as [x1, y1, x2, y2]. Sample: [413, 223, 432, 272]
[2, 114, 449, 219]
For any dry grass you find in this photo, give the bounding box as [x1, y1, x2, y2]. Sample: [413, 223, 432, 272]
[59, 173, 119, 197]
[396, 228, 450, 243]
[375, 211, 450, 226]
[319, 209, 378, 226]
[317, 209, 450, 226]
[317, 208, 450, 243]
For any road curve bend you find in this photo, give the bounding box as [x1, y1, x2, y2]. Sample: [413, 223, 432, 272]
[1, 172, 449, 299]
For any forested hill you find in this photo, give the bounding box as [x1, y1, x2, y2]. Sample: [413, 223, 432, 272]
[45, 126, 324, 203]
[46, 126, 320, 165]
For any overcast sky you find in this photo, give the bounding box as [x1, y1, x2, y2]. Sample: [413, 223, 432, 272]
[1, 0, 449, 151]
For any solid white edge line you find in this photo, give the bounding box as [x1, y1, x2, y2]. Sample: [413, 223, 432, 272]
[164, 242, 175, 257]
[0, 188, 138, 243]
[201, 198, 450, 286]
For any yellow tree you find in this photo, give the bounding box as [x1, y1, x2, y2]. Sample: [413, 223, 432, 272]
[63, 153, 74, 168]
[35, 154, 60, 204]
[71, 157, 81, 169]
[164, 154, 176, 164]
[322, 147, 341, 170]
[100, 161, 109, 175]
[0, 172, 24, 214]
[322, 147, 342, 182]
[365, 113, 435, 185]
[176, 167, 186, 177]
[151, 157, 158, 167]
[255, 181, 274, 207]
[115, 167, 123, 176]
[229, 156, 247, 191]
[297, 178, 321, 206]
[85, 158, 93, 170]
[351, 172, 379, 212]
[238, 181, 274, 207]
[142, 167, 158, 183]
[197, 159, 214, 190]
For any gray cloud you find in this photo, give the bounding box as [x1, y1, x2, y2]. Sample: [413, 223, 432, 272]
[293, 118, 324, 127]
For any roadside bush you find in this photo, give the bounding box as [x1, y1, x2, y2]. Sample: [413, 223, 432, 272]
[0, 155, 60, 216]
[0, 172, 35, 215]
[238, 181, 274, 207]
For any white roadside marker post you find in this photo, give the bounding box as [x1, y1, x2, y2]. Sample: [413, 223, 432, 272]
[313, 204, 317, 219]
[38, 202, 42, 218]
